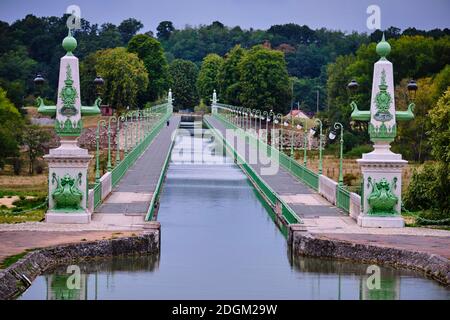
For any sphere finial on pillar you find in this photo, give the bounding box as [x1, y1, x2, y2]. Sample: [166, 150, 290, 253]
[376, 33, 391, 60]
[62, 29, 77, 55]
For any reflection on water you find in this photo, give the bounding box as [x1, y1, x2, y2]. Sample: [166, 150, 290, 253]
[20, 119, 449, 300]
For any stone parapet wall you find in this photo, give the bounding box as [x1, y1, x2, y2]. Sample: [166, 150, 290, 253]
[0, 230, 160, 300]
[289, 227, 449, 286]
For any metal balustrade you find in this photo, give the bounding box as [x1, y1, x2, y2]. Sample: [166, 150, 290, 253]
[92, 103, 172, 210]
[213, 104, 360, 216]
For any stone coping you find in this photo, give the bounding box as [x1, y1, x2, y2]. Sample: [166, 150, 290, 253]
[289, 227, 450, 286]
[0, 230, 160, 300]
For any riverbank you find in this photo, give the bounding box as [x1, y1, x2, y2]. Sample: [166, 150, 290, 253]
[289, 225, 450, 286]
[0, 226, 160, 300]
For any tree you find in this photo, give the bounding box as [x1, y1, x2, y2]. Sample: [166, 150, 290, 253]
[22, 124, 51, 174]
[0, 46, 37, 109]
[118, 18, 143, 44]
[197, 54, 223, 105]
[95, 47, 149, 110]
[0, 88, 23, 168]
[219, 45, 246, 105]
[404, 88, 450, 219]
[156, 21, 175, 40]
[392, 78, 434, 162]
[128, 34, 169, 102]
[428, 88, 450, 164]
[168, 59, 199, 110]
[238, 45, 291, 112]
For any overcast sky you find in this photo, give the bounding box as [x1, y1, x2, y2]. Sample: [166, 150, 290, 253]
[0, 0, 449, 33]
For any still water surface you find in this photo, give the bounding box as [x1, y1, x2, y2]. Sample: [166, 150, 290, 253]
[20, 121, 449, 300]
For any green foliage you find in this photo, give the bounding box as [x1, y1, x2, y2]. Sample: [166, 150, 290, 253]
[291, 77, 326, 114]
[344, 144, 373, 158]
[128, 34, 169, 102]
[0, 88, 23, 168]
[156, 21, 175, 40]
[238, 45, 291, 113]
[197, 54, 223, 105]
[22, 124, 51, 174]
[219, 45, 246, 105]
[168, 59, 199, 110]
[0, 46, 37, 109]
[95, 47, 149, 110]
[428, 88, 450, 163]
[118, 18, 143, 44]
[404, 162, 450, 217]
[326, 35, 450, 148]
[393, 78, 434, 161]
[194, 100, 210, 114]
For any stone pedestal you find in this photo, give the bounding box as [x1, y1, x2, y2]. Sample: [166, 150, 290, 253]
[44, 137, 92, 224]
[357, 142, 406, 228]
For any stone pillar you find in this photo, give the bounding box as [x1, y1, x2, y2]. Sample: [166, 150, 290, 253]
[211, 89, 218, 114]
[168, 88, 173, 113]
[351, 35, 414, 228]
[38, 30, 101, 224]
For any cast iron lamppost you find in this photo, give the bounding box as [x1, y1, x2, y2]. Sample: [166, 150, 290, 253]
[298, 118, 308, 166]
[329, 122, 344, 186]
[95, 119, 106, 183]
[311, 119, 324, 175]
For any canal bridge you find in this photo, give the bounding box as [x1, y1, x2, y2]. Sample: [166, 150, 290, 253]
[90, 101, 354, 233]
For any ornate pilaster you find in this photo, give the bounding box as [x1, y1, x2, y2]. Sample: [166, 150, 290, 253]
[38, 30, 101, 224]
[350, 35, 414, 228]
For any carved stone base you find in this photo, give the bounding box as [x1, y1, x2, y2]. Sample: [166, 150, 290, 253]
[46, 210, 91, 224]
[357, 214, 404, 228]
[44, 138, 93, 224]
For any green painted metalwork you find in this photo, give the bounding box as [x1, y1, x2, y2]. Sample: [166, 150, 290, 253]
[145, 133, 175, 221]
[214, 112, 320, 191]
[95, 119, 107, 183]
[55, 119, 82, 136]
[350, 35, 414, 144]
[110, 104, 171, 189]
[51, 172, 83, 210]
[333, 122, 344, 186]
[336, 185, 350, 213]
[315, 118, 323, 175]
[107, 116, 117, 171]
[367, 177, 398, 216]
[93, 182, 102, 209]
[59, 64, 78, 117]
[205, 115, 302, 225]
[368, 123, 397, 141]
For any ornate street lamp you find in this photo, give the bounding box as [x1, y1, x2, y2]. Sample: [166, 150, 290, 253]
[262, 111, 269, 143]
[407, 79, 418, 101]
[107, 116, 117, 171]
[95, 119, 107, 183]
[298, 119, 308, 166]
[347, 79, 359, 92]
[329, 122, 344, 185]
[311, 119, 324, 175]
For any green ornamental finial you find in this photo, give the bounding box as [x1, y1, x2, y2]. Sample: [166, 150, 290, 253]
[62, 29, 77, 55]
[376, 33, 391, 59]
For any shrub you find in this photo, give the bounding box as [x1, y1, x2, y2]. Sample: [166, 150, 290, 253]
[404, 161, 450, 216]
[343, 173, 357, 186]
[345, 144, 373, 158]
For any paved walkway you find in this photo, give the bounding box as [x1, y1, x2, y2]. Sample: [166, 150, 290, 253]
[206, 116, 343, 218]
[205, 115, 450, 259]
[93, 115, 180, 227]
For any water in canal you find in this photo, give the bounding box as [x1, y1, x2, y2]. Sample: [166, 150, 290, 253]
[20, 119, 449, 300]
